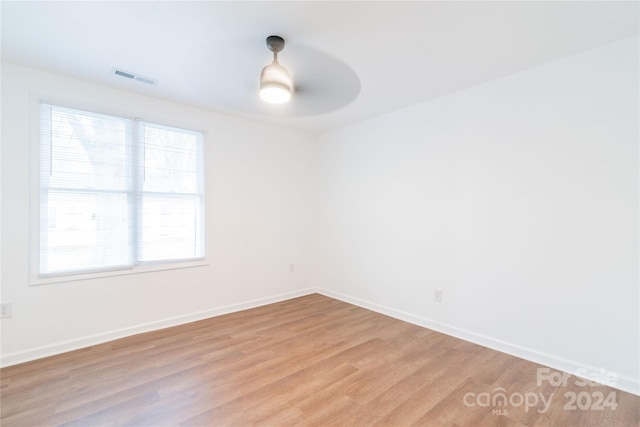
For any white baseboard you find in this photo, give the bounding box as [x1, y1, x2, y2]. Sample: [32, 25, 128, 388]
[0, 288, 319, 368]
[317, 288, 640, 397]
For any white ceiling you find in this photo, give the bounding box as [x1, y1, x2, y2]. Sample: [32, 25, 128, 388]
[2, 1, 638, 134]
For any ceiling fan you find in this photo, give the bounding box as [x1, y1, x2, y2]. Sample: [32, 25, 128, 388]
[184, 34, 361, 117]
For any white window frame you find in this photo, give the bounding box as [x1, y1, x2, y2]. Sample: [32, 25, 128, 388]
[29, 98, 208, 286]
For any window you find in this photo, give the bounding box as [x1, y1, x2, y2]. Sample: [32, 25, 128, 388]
[38, 103, 204, 277]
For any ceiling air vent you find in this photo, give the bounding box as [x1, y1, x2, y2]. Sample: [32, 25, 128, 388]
[112, 68, 156, 85]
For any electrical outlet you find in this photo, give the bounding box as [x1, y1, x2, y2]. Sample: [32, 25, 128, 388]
[434, 290, 443, 303]
[1, 303, 12, 319]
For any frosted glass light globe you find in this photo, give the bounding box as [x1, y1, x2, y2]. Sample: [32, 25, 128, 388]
[259, 60, 292, 104]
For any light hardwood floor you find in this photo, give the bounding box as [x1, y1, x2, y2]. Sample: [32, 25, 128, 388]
[1, 294, 638, 426]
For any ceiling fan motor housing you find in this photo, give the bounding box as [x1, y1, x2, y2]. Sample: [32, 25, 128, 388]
[266, 35, 285, 53]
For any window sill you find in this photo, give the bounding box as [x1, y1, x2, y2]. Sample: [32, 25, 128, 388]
[30, 259, 209, 286]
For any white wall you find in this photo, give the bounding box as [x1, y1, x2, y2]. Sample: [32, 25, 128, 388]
[1, 63, 315, 364]
[314, 36, 639, 394]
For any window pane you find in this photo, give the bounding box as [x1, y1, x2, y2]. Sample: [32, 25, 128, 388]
[41, 191, 131, 274]
[141, 123, 201, 194]
[138, 194, 203, 262]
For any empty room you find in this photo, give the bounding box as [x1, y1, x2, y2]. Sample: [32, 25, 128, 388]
[1, 1, 638, 426]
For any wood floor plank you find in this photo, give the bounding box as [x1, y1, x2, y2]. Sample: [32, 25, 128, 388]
[1, 293, 638, 426]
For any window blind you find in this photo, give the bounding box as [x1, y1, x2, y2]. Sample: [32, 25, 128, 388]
[137, 122, 205, 263]
[39, 103, 204, 277]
